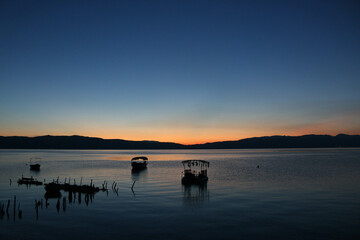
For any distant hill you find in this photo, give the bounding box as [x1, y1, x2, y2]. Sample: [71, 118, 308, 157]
[0, 135, 184, 149]
[190, 134, 360, 149]
[0, 134, 359, 149]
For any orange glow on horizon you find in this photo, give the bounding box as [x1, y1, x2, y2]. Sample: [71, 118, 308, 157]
[1, 114, 359, 145]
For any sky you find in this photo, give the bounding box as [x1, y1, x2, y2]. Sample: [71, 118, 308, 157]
[0, 0, 359, 144]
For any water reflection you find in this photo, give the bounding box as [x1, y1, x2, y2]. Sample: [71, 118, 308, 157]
[1, 149, 360, 240]
[38, 191, 97, 218]
[29, 168, 41, 175]
[182, 183, 209, 206]
[131, 168, 148, 180]
[0, 197, 23, 221]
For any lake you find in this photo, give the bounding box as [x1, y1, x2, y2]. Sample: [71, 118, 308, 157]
[0, 149, 359, 240]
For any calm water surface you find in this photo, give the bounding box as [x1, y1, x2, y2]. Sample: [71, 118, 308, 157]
[0, 149, 359, 240]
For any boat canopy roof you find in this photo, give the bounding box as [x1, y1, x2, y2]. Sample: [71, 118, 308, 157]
[182, 160, 210, 168]
[132, 156, 148, 161]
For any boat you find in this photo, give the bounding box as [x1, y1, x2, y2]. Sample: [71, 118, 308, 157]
[131, 156, 148, 170]
[181, 160, 210, 185]
[29, 157, 41, 171]
[17, 176, 43, 185]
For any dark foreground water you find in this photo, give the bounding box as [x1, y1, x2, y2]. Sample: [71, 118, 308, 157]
[0, 149, 359, 240]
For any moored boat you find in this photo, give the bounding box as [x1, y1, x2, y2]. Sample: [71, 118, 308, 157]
[17, 176, 43, 185]
[181, 160, 209, 185]
[29, 157, 41, 171]
[131, 156, 148, 170]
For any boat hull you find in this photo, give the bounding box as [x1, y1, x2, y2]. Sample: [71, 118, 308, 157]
[131, 162, 147, 170]
[181, 176, 208, 185]
[30, 164, 40, 171]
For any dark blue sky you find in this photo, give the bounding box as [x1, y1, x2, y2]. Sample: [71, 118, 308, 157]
[1, 0, 359, 143]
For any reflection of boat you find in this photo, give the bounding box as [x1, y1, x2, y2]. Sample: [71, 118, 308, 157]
[44, 182, 101, 194]
[182, 183, 209, 205]
[30, 157, 41, 171]
[181, 160, 210, 185]
[131, 156, 148, 170]
[17, 176, 43, 185]
[44, 191, 62, 199]
[131, 167, 148, 183]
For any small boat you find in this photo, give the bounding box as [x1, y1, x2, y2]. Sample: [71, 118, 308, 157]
[17, 176, 43, 185]
[29, 157, 41, 171]
[131, 156, 148, 170]
[181, 160, 210, 185]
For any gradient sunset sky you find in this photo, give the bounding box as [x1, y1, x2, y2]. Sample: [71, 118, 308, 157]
[1, 0, 359, 144]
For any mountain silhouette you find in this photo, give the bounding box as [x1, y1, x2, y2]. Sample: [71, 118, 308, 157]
[0, 134, 359, 149]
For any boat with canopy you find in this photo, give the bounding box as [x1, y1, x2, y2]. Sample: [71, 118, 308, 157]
[131, 156, 148, 170]
[181, 160, 209, 185]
